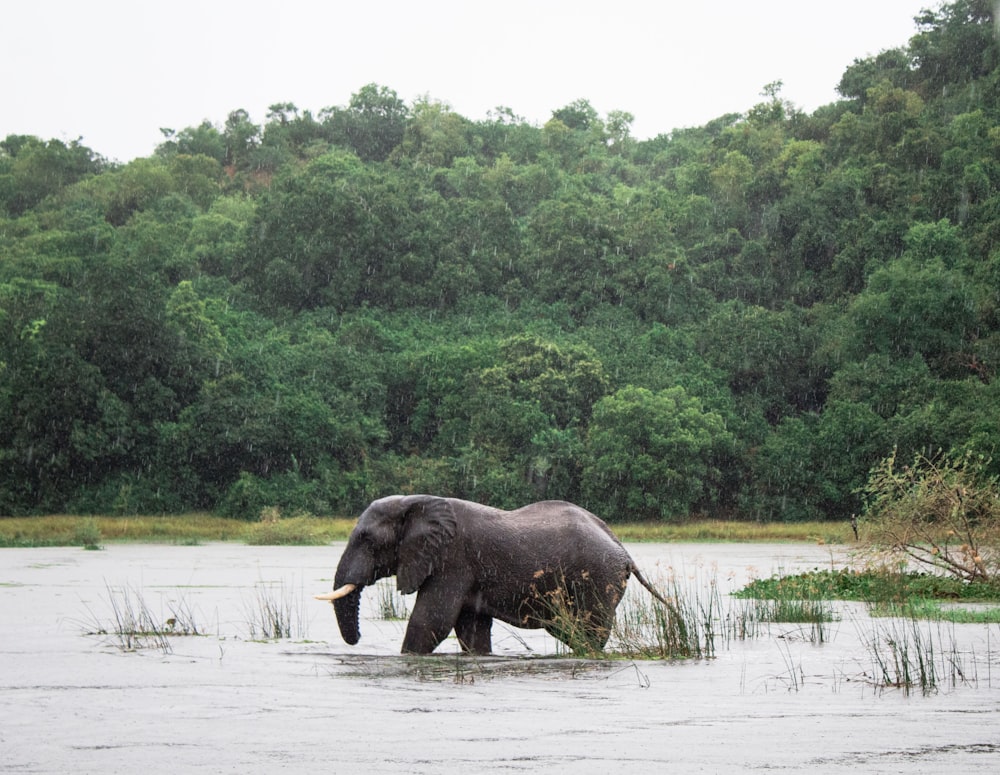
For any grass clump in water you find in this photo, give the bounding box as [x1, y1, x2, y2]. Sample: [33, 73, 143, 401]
[81, 583, 203, 653]
[530, 565, 841, 660]
[612, 583, 718, 659]
[856, 615, 976, 695]
[243, 580, 307, 640]
[375, 579, 409, 620]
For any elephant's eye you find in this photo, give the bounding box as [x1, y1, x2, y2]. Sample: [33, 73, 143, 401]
[353, 527, 387, 548]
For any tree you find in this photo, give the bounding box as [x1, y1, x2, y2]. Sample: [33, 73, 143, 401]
[909, 0, 997, 99]
[845, 254, 978, 376]
[324, 83, 409, 162]
[237, 150, 417, 312]
[0, 136, 102, 216]
[222, 109, 260, 169]
[418, 335, 607, 505]
[157, 121, 227, 163]
[394, 97, 470, 168]
[836, 49, 915, 106]
[583, 386, 732, 521]
[551, 99, 600, 131]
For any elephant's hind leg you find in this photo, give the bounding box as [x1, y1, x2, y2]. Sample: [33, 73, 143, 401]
[455, 609, 493, 655]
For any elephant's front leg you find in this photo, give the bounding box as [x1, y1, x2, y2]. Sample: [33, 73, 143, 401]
[454, 609, 493, 655]
[400, 584, 464, 654]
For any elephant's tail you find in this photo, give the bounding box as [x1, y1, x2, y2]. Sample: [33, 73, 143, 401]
[630, 564, 673, 608]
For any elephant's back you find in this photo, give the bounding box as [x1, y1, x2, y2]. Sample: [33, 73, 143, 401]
[499, 500, 629, 559]
[513, 500, 622, 536]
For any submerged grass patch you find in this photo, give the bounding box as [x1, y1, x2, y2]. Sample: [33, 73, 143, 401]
[375, 579, 409, 620]
[867, 598, 1000, 624]
[739, 567, 1000, 602]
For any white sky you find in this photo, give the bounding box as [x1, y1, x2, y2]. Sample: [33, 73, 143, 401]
[4, 0, 936, 163]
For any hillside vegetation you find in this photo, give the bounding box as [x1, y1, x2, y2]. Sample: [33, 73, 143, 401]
[2, 1, 999, 522]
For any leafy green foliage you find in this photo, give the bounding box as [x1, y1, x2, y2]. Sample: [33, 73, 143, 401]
[2, 4, 1000, 520]
[737, 567, 1000, 606]
[584, 386, 732, 520]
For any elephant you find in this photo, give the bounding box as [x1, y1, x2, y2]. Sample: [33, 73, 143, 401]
[314, 495, 669, 655]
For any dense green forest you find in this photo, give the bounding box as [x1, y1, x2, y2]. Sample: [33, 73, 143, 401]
[2, 0, 999, 522]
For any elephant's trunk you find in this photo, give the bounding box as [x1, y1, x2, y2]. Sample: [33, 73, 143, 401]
[333, 585, 364, 645]
[326, 541, 377, 646]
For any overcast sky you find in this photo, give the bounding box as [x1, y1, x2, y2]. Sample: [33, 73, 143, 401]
[5, 0, 936, 163]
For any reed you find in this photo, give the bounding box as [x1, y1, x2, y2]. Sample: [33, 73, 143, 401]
[243, 580, 306, 640]
[80, 583, 202, 653]
[376, 579, 410, 620]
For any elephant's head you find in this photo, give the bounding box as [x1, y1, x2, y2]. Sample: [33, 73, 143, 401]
[314, 495, 458, 645]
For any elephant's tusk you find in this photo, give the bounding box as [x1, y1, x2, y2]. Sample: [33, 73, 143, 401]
[313, 583, 357, 602]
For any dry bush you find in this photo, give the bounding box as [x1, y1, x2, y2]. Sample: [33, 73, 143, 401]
[858, 448, 1000, 582]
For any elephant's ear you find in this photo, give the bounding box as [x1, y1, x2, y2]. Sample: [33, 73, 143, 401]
[397, 496, 458, 594]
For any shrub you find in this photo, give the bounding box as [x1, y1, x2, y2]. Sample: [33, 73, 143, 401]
[857, 448, 1000, 582]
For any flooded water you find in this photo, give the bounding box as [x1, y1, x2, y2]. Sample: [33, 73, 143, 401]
[2, 542, 998, 773]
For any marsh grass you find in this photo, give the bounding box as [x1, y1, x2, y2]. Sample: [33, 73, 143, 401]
[0, 515, 847, 547]
[855, 615, 976, 695]
[732, 598, 835, 644]
[82, 583, 203, 652]
[0, 514, 243, 546]
[243, 516, 355, 545]
[531, 567, 839, 660]
[612, 583, 719, 659]
[244, 580, 306, 640]
[611, 520, 852, 544]
[75, 518, 103, 550]
[0, 514, 358, 546]
[526, 581, 614, 656]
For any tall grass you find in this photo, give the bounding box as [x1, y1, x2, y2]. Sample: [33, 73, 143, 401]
[856, 615, 975, 695]
[0, 515, 848, 547]
[532, 567, 835, 660]
[609, 520, 852, 544]
[243, 580, 307, 640]
[730, 597, 834, 644]
[376, 579, 410, 620]
[612, 579, 720, 659]
[0, 514, 358, 546]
